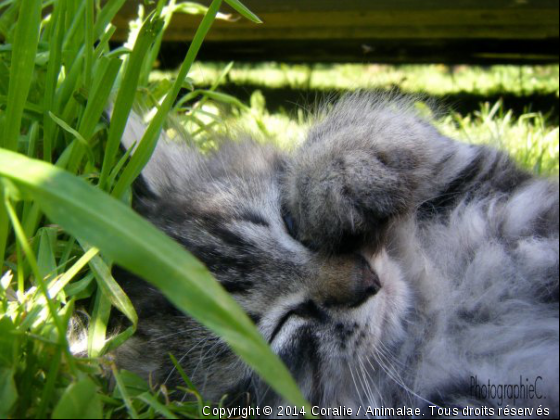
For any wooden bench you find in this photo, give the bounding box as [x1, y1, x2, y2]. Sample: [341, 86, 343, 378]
[113, 0, 559, 64]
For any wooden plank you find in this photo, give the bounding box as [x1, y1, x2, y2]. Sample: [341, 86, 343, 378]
[113, 10, 559, 40]
[118, 0, 560, 14]
[229, 0, 559, 12]
[112, 0, 559, 64]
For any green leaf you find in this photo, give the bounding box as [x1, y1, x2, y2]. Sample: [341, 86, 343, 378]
[84, 0, 94, 89]
[0, 186, 8, 266]
[112, 0, 224, 198]
[224, 0, 262, 23]
[63, 272, 95, 299]
[110, 365, 138, 418]
[48, 111, 95, 164]
[0, 317, 17, 368]
[86, 248, 137, 328]
[94, 0, 127, 39]
[52, 377, 103, 419]
[112, 370, 150, 398]
[137, 392, 178, 419]
[36, 349, 62, 419]
[87, 288, 112, 358]
[42, 0, 67, 163]
[2, 0, 42, 151]
[37, 227, 58, 282]
[65, 56, 121, 174]
[0, 148, 309, 412]
[99, 13, 163, 189]
[0, 367, 17, 418]
[48, 247, 99, 297]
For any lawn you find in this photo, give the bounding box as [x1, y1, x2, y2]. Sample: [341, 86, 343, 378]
[154, 63, 559, 175]
[0, 0, 558, 418]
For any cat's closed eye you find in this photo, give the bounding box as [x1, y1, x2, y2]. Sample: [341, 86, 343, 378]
[282, 211, 297, 239]
[282, 210, 322, 252]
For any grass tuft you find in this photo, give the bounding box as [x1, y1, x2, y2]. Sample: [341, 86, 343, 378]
[0, 1, 311, 418]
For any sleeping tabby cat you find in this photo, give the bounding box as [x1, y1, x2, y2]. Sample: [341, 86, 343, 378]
[113, 94, 559, 418]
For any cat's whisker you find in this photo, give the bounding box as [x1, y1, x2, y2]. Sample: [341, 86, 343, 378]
[145, 327, 207, 344]
[358, 354, 386, 407]
[357, 357, 378, 411]
[191, 339, 226, 387]
[376, 340, 407, 370]
[371, 347, 414, 408]
[251, 375, 265, 407]
[371, 347, 441, 410]
[348, 361, 372, 419]
[257, 382, 272, 408]
[163, 337, 209, 387]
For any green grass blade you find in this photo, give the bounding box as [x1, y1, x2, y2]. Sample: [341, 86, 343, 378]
[0, 3, 18, 40]
[81, 57, 122, 136]
[48, 111, 96, 164]
[86, 248, 137, 328]
[110, 365, 139, 419]
[98, 13, 163, 189]
[49, 248, 98, 297]
[66, 56, 122, 174]
[93, 24, 116, 60]
[0, 94, 43, 115]
[51, 377, 103, 420]
[37, 227, 58, 283]
[84, 0, 94, 89]
[224, 0, 262, 23]
[61, 0, 85, 59]
[2, 0, 42, 151]
[168, 353, 199, 394]
[94, 0, 126, 39]
[112, 0, 223, 198]
[64, 272, 95, 298]
[88, 287, 112, 358]
[0, 149, 310, 411]
[25, 121, 40, 158]
[3, 196, 65, 340]
[137, 393, 178, 419]
[42, 0, 66, 163]
[0, 187, 8, 271]
[0, 367, 18, 418]
[36, 349, 62, 419]
[54, 52, 84, 121]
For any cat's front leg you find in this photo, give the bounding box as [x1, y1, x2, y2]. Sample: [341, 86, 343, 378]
[282, 94, 467, 252]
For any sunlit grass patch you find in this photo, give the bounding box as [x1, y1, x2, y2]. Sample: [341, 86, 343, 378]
[438, 101, 559, 176]
[171, 91, 558, 177]
[183, 63, 560, 97]
[171, 63, 559, 176]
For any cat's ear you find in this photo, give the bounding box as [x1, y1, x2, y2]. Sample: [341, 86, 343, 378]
[120, 111, 200, 197]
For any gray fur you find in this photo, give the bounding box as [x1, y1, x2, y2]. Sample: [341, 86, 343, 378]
[113, 93, 559, 418]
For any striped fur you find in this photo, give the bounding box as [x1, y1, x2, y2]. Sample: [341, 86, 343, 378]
[114, 94, 559, 418]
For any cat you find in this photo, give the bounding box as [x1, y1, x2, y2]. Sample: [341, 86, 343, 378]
[113, 93, 559, 418]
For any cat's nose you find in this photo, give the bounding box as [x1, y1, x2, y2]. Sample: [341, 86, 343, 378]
[315, 254, 382, 309]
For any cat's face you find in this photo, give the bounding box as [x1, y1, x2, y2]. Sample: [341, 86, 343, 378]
[119, 137, 410, 407]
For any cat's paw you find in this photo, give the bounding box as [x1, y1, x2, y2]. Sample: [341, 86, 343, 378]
[282, 93, 447, 253]
[283, 142, 419, 252]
